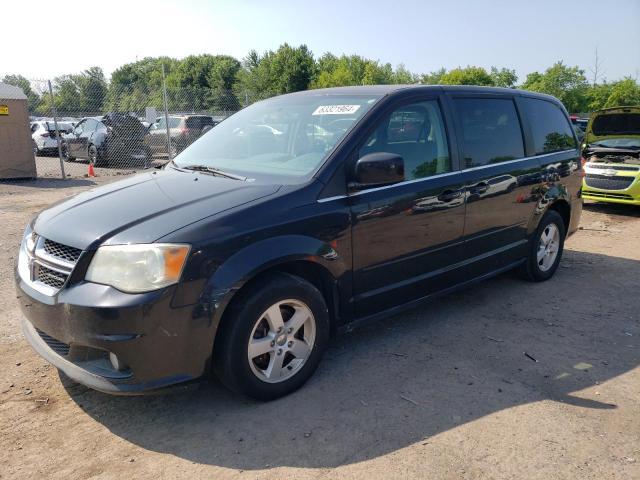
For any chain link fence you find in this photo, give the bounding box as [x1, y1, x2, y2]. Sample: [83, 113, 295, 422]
[6, 75, 266, 180]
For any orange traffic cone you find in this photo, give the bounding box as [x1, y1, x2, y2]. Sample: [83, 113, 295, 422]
[88, 162, 96, 177]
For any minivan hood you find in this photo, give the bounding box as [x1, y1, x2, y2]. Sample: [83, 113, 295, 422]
[33, 168, 280, 249]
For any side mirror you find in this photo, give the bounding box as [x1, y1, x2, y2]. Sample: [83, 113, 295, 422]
[350, 152, 404, 189]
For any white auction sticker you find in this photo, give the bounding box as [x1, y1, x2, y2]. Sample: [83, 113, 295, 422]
[312, 104, 361, 115]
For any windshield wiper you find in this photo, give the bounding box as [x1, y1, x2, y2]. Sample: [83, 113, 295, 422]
[180, 164, 248, 181]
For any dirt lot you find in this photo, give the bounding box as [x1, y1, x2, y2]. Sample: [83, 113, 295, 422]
[0, 177, 638, 480]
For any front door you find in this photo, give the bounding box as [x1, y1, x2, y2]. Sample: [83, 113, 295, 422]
[350, 97, 466, 317]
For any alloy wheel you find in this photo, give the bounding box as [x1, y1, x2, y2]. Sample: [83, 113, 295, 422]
[247, 299, 316, 384]
[537, 223, 560, 272]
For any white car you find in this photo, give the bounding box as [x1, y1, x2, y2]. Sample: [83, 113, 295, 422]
[31, 121, 74, 155]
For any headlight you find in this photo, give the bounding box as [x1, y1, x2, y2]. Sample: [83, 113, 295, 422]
[85, 244, 190, 293]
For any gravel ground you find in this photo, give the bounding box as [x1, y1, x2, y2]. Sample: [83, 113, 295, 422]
[33, 154, 167, 179]
[0, 176, 638, 480]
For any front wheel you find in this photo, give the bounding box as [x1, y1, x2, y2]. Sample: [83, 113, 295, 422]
[213, 272, 330, 400]
[521, 210, 566, 282]
[88, 144, 106, 167]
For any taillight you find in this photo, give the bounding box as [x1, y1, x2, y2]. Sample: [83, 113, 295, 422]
[180, 127, 188, 135]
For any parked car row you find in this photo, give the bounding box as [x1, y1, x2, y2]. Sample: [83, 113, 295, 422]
[31, 113, 221, 168]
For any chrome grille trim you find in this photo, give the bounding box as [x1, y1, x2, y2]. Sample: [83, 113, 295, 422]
[18, 235, 83, 296]
[43, 239, 82, 264]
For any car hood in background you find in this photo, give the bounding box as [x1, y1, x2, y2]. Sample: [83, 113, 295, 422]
[33, 168, 281, 249]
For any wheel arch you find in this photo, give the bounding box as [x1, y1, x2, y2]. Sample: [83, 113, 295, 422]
[205, 235, 347, 341]
[526, 189, 573, 238]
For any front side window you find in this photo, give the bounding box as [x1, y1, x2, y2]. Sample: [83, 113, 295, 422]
[453, 98, 525, 168]
[520, 98, 576, 154]
[358, 100, 451, 180]
[73, 120, 85, 135]
[83, 119, 98, 133]
[174, 94, 382, 181]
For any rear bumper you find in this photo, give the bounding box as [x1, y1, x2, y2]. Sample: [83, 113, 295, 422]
[16, 273, 216, 395]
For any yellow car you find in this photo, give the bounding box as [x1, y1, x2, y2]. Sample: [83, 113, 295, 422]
[582, 106, 640, 205]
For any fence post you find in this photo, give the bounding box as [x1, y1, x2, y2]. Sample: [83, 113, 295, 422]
[161, 64, 172, 161]
[48, 80, 66, 179]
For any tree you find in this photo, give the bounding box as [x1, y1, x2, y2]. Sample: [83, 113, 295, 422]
[604, 78, 640, 108]
[420, 68, 446, 85]
[490, 67, 518, 88]
[2, 74, 41, 112]
[521, 61, 589, 113]
[80, 67, 107, 113]
[243, 44, 315, 96]
[439, 66, 495, 86]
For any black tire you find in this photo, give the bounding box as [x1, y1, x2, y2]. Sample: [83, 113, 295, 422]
[62, 143, 74, 161]
[213, 272, 330, 401]
[89, 144, 106, 167]
[521, 210, 566, 282]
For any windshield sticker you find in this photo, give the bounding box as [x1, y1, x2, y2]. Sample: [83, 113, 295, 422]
[312, 105, 361, 115]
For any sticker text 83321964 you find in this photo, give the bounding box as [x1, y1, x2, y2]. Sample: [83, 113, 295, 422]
[312, 105, 361, 116]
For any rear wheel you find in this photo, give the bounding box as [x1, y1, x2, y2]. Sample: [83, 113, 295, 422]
[214, 272, 330, 400]
[62, 143, 74, 161]
[521, 210, 566, 282]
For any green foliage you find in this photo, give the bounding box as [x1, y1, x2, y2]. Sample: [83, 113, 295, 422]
[7, 46, 639, 117]
[604, 78, 640, 108]
[490, 67, 518, 88]
[439, 66, 495, 86]
[2, 74, 42, 112]
[521, 61, 589, 113]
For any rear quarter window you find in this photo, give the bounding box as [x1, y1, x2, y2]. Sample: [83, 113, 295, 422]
[520, 98, 576, 154]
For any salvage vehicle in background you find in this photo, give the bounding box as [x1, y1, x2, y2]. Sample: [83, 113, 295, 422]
[582, 106, 640, 205]
[62, 113, 151, 167]
[31, 121, 74, 155]
[146, 114, 218, 157]
[16, 85, 582, 400]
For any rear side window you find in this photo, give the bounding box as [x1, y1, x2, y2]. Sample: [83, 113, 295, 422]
[520, 98, 576, 154]
[453, 98, 525, 168]
[186, 116, 214, 129]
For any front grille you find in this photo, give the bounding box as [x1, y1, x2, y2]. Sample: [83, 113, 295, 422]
[43, 239, 82, 263]
[587, 163, 639, 172]
[585, 174, 635, 190]
[35, 328, 70, 356]
[36, 265, 67, 289]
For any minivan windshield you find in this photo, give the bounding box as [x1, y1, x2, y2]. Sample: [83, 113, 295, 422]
[172, 93, 382, 181]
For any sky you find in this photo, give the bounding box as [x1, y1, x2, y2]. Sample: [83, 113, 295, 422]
[3, 0, 639, 83]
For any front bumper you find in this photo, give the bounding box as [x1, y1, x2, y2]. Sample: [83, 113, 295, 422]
[582, 171, 640, 205]
[16, 274, 216, 394]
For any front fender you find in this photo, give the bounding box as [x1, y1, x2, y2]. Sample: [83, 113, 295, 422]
[203, 234, 347, 323]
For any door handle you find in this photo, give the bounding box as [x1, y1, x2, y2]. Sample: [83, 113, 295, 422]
[438, 189, 463, 202]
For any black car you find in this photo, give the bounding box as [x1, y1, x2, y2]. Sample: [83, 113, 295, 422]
[63, 113, 150, 167]
[16, 86, 583, 400]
